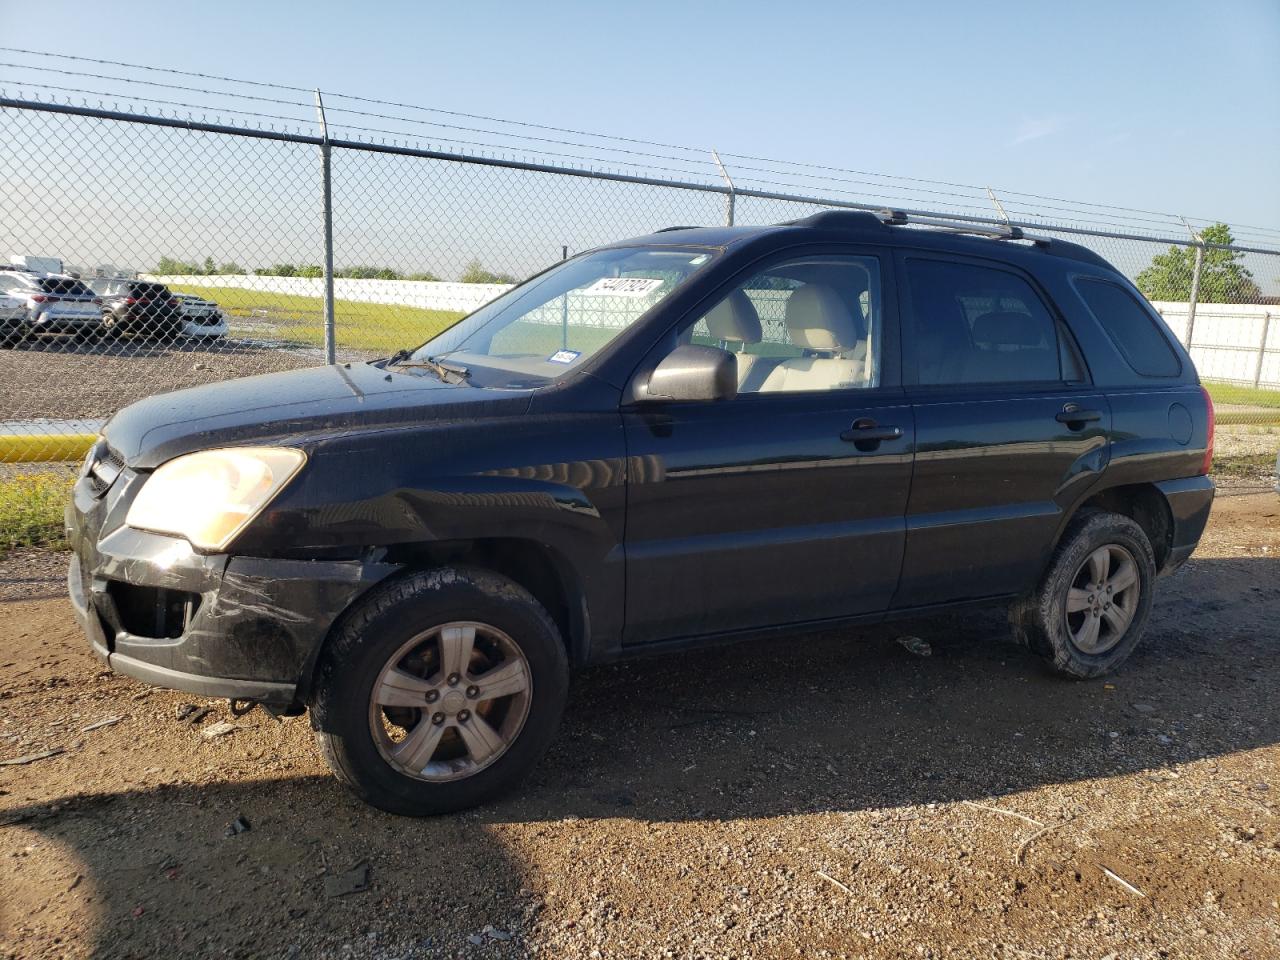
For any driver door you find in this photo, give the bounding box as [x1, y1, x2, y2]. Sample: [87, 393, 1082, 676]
[621, 250, 913, 645]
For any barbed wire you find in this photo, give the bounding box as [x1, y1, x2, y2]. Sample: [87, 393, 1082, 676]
[1, 47, 1277, 243]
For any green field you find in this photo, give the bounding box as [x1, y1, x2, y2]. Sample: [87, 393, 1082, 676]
[0, 472, 73, 553]
[1203, 381, 1280, 408]
[170, 284, 466, 354]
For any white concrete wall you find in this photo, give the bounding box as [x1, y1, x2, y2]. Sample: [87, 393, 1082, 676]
[1151, 301, 1279, 387]
[144, 274, 514, 315]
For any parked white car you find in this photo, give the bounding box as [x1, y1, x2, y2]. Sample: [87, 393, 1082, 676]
[0, 270, 103, 346]
[0, 289, 26, 344]
[172, 292, 229, 340]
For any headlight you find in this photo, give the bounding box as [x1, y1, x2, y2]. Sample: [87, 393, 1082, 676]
[126, 447, 306, 551]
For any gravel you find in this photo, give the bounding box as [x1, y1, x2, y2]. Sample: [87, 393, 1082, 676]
[1, 495, 1277, 959]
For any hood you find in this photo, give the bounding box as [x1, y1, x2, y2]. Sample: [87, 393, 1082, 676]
[104, 362, 533, 468]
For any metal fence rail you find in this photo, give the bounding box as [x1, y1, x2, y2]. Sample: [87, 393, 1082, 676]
[1, 94, 1278, 468]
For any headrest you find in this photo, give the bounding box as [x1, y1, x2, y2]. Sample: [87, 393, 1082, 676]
[784, 284, 860, 352]
[972, 311, 1045, 348]
[704, 290, 762, 344]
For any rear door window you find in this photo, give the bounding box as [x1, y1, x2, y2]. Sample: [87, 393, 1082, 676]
[1074, 278, 1181, 377]
[904, 259, 1062, 385]
[39, 277, 93, 297]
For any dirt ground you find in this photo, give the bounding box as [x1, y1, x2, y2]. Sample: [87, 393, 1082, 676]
[1, 494, 1277, 960]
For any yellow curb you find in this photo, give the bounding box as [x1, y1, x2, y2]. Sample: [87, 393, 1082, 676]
[0, 433, 96, 463]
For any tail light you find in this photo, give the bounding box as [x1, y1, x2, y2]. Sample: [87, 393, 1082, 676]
[1199, 385, 1215, 476]
[30, 294, 49, 303]
[169, 299, 179, 308]
[93, 298, 103, 306]
[124, 297, 139, 305]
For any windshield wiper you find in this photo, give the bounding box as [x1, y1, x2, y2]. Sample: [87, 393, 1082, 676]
[387, 353, 470, 384]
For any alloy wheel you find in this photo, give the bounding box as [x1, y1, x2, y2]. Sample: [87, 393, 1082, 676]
[1064, 544, 1140, 655]
[367, 621, 532, 782]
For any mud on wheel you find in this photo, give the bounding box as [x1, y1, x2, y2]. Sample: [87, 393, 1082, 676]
[1011, 510, 1158, 679]
[310, 566, 569, 816]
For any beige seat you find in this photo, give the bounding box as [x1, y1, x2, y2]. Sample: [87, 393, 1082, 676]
[703, 290, 768, 388]
[754, 284, 866, 393]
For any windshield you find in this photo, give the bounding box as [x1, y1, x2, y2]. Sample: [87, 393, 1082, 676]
[406, 246, 715, 386]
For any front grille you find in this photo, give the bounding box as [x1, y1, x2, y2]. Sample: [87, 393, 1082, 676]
[87, 444, 125, 496]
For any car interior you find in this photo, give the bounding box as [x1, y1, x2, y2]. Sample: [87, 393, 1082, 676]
[691, 260, 878, 393]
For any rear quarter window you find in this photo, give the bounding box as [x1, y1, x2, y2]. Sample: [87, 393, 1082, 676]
[1074, 278, 1181, 377]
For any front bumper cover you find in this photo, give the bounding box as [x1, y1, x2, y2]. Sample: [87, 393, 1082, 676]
[67, 473, 398, 706]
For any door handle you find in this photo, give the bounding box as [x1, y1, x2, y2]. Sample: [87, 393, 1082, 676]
[840, 418, 904, 443]
[1055, 406, 1103, 425]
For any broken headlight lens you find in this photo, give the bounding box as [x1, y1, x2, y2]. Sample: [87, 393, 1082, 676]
[125, 447, 306, 551]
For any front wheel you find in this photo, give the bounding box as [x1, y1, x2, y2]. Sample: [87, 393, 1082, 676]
[310, 566, 569, 815]
[1011, 510, 1157, 678]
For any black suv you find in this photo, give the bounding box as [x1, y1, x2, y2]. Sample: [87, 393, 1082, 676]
[90, 278, 182, 339]
[66, 211, 1215, 814]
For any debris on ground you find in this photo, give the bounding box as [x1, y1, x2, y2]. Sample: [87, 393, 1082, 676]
[224, 815, 251, 837]
[482, 925, 513, 941]
[202, 721, 236, 740]
[80, 716, 123, 732]
[0, 748, 65, 766]
[896, 635, 932, 657]
[324, 860, 371, 898]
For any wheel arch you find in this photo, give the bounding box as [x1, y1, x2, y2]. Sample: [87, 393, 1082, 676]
[295, 536, 590, 706]
[1056, 482, 1175, 572]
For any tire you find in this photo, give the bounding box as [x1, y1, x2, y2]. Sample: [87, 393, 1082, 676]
[1010, 510, 1157, 679]
[310, 565, 569, 815]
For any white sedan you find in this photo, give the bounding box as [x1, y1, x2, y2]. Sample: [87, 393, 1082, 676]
[173, 292, 229, 340]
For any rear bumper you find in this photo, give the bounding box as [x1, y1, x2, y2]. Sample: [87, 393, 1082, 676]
[1155, 475, 1215, 574]
[66, 475, 399, 706]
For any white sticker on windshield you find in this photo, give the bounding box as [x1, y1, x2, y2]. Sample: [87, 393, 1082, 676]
[548, 349, 581, 364]
[581, 276, 664, 297]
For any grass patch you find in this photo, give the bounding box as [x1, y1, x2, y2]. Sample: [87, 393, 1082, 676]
[1204, 381, 1280, 408]
[1203, 381, 1280, 426]
[0, 473, 74, 553]
[1212, 452, 1277, 480]
[170, 284, 465, 354]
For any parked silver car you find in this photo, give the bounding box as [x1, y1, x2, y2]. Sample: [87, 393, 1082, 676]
[172, 292, 229, 340]
[0, 270, 103, 346]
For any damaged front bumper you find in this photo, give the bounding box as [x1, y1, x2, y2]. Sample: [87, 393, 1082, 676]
[66, 470, 397, 708]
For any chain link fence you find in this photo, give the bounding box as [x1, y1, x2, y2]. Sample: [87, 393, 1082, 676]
[1, 98, 1277, 484]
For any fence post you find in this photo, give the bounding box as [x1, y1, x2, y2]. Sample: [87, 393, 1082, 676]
[1185, 243, 1204, 352]
[985, 186, 1010, 223]
[314, 89, 336, 365]
[711, 149, 735, 226]
[1256, 311, 1272, 388]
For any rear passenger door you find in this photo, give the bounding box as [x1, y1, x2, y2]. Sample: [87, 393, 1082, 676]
[893, 253, 1109, 607]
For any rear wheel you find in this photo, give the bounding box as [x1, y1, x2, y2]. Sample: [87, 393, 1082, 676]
[1011, 510, 1157, 678]
[310, 566, 569, 815]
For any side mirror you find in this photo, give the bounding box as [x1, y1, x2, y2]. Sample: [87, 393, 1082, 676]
[640, 344, 738, 403]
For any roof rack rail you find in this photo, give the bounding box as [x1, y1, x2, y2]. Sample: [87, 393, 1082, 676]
[876, 209, 1051, 247]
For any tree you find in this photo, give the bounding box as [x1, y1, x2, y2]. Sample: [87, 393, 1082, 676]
[217, 262, 243, 275]
[202, 256, 215, 275]
[155, 255, 199, 275]
[459, 258, 516, 284]
[1135, 223, 1261, 303]
[406, 271, 441, 282]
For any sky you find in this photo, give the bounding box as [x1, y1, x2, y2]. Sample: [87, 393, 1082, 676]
[7, 0, 1277, 228]
[2, 0, 1279, 281]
